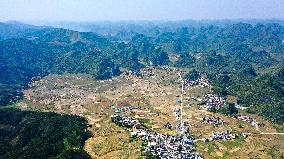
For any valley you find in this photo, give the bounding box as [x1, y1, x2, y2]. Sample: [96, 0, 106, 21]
[1, 18, 284, 159]
[17, 67, 284, 159]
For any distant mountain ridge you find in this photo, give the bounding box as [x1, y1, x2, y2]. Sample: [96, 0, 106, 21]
[23, 19, 284, 41]
[0, 21, 283, 123]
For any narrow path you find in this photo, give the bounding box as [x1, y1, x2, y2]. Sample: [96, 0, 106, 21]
[260, 132, 284, 135]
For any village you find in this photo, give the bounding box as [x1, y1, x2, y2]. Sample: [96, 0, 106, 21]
[18, 66, 284, 159]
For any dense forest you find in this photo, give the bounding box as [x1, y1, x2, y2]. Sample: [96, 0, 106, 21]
[0, 20, 284, 157]
[0, 108, 91, 159]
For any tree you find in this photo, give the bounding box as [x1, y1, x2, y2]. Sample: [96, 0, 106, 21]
[175, 53, 196, 67]
[212, 74, 232, 96]
[218, 103, 238, 116]
[148, 48, 169, 66]
[184, 69, 200, 81]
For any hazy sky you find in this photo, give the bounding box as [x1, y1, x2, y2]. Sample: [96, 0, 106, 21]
[1, 0, 284, 22]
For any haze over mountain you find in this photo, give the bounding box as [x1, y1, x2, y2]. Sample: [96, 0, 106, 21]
[1, 0, 284, 22]
[1, 1, 284, 159]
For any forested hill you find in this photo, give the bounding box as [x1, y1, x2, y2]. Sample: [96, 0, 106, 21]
[0, 21, 284, 123]
[0, 108, 91, 159]
[0, 21, 47, 40]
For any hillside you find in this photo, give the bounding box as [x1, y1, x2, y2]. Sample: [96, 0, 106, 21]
[0, 108, 91, 159]
[0, 21, 284, 158]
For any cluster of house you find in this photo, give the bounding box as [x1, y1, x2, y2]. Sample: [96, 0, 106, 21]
[203, 94, 225, 110]
[174, 107, 182, 121]
[140, 67, 157, 78]
[234, 103, 248, 110]
[210, 130, 237, 141]
[140, 66, 183, 84]
[159, 65, 180, 72]
[232, 114, 259, 128]
[163, 122, 173, 129]
[184, 77, 211, 88]
[111, 105, 145, 113]
[111, 114, 145, 129]
[203, 116, 225, 127]
[173, 108, 192, 136]
[141, 131, 203, 159]
[111, 114, 203, 159]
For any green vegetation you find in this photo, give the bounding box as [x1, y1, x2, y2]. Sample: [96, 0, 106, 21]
[220, 136, 244, 150]
[153, 23, 284, 123]
[0, 108, 91, 159]
[267, 146, 282, 159]
[1, 20, 284, 159]
[184, 69, 200, 81]
[174, 52, 195, 67]
[207, 142, 218, 155]
[218, 103, 238, 116]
